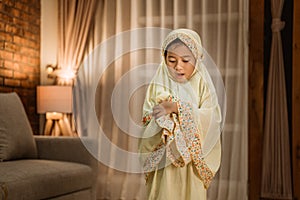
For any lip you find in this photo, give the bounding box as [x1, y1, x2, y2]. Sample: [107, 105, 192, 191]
[175, 73, 185, 79]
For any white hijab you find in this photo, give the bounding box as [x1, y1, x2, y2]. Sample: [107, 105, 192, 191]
[142, 28, 223, 157]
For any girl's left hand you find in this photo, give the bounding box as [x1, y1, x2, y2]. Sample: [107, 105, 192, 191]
[152, 101, 178, 119]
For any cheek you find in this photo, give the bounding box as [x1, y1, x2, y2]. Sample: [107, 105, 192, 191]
[167, 66, 176, 75]
[186, 65, 195, 75]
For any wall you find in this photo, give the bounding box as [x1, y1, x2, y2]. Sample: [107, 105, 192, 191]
[41, 0, 57, 85]
[39, 0, 58, 134]
[0, 0, 40, 134]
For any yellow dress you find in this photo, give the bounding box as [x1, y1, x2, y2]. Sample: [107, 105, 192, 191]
[139, 29, 222, 200]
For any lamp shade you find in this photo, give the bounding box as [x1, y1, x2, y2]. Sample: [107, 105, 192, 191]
[37, 86, 72, 113]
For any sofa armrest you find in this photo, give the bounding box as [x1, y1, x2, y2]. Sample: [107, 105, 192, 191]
[34, 136, 98, 199]
[34, 136, 97, 167]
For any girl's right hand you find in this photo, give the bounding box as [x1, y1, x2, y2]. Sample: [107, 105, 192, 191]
[152, 101, 178, 119]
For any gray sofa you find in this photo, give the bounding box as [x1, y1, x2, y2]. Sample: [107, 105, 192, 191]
[0, 92, 98, 200]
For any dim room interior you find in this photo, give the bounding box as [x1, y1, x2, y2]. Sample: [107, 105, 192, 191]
[0, 0, 299, 199]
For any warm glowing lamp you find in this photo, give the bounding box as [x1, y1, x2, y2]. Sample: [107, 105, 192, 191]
[37, 86, 73, 136]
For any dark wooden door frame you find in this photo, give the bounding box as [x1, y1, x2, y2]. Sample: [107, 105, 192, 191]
[248, 0, 265, 199]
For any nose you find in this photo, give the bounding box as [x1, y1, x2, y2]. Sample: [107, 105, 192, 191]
[174, 61, 183, 71]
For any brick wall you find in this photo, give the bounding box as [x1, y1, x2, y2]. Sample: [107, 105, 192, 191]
[0, 0, 41, 134]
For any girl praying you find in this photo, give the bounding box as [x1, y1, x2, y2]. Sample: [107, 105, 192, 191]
[139, 29, 223, 200]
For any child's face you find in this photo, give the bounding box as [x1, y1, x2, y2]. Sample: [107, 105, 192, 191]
[166, 43, 196, 83]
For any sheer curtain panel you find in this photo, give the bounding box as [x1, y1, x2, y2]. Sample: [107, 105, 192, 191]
[261, 0, 293, 199]
[70, 0, 249, 199]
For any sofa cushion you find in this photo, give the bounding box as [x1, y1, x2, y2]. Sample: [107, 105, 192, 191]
[0, 159, 94, 200]
[0, 93, 37, 161]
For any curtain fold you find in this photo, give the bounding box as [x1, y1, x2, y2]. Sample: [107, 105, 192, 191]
[69, 0, 249, 199]
[261, 0, 293, 199]
[56, 0, 97, 84]
[55, 0, 98, 139]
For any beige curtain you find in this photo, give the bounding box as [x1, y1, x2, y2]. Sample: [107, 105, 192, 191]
[261, 0, 293, 199]
[55, 0, 98, 137]
[56, 0, 97, 85]
[71, 0, 248, 199]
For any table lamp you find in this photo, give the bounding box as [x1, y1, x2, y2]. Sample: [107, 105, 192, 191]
[37, 86, 73, 136]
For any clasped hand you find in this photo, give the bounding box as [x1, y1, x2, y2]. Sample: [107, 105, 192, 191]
[152, 101, 178, 119]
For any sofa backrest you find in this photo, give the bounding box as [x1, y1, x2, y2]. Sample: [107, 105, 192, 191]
[0, 92, 37, 161]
